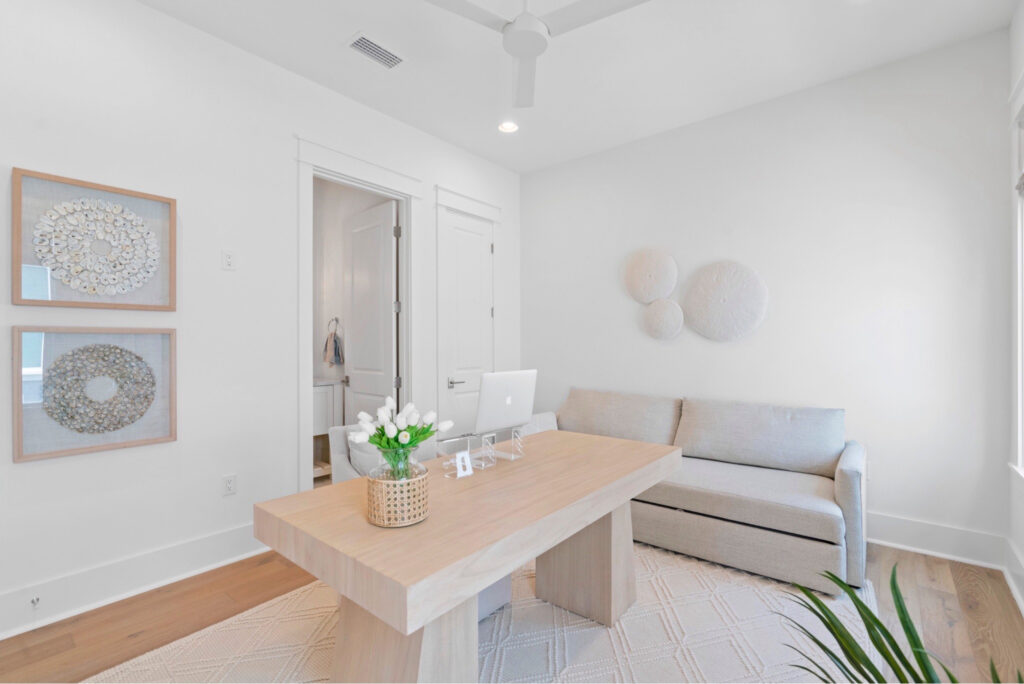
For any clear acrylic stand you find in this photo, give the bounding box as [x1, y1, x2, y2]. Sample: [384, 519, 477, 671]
[494, 427, 525, 461]
[475, 433, 497, 469]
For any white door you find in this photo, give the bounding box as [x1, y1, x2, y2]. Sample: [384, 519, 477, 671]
[438, 207, 494, 435]
[343, 200, 397, 424]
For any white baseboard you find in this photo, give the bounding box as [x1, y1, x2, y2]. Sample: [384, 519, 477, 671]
[0, 522, 266, 641]
[1006, 539, 1024, 619]
[867, 510, 1007, 567]
[867, 510, 1024, 621]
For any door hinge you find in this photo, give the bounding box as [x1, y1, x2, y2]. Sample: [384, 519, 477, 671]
[393, 300, 402, 313]
[393, 224, 402, 238]
[393, 376, 402, 389]
[490, 306, 494, 318]
[490, 242, 494, 254]
[341, 375, 350, 387]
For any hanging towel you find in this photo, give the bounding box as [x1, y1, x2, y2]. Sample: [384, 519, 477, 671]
[323, 330, 344, 367]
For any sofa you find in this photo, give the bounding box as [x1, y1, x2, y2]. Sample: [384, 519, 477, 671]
[552, 388, 866, 595]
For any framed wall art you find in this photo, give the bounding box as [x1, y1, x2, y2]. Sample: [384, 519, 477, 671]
[12, 327, 176, 462]
[12, 168, 176, 310]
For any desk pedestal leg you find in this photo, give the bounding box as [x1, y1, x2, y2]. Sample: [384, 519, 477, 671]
[535, 503, 637, 626]
[331, 595, 477, 683]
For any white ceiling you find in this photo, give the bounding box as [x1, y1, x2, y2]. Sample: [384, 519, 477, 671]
[138, 0, 1015, 172]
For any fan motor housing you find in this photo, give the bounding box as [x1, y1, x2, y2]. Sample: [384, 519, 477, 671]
[502, 13, 549, 58]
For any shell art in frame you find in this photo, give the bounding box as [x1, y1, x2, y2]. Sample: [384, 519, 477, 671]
[32, 197, 160, 296]
[42, 344, 156, 434]
[683, 260, 769, 342]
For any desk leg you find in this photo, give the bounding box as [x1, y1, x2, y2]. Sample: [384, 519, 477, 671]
[535, 503, 637, 626]
[331, 595, 478, 683]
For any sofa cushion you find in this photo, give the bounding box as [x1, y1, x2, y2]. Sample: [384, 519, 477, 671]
[635, 456, 845, 544]
[674, 399, 844, 477]
[557, 388, 681, 444]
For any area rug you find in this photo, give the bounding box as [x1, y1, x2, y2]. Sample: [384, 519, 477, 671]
[90, 544, 876, 683]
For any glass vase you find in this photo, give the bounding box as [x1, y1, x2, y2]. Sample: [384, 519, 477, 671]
[371, 446, 421, 481]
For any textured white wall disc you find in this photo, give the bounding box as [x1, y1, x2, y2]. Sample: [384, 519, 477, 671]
[643, 298, 684, 340]
[624, 249, 678, 303]
[683, 261, 768, 342]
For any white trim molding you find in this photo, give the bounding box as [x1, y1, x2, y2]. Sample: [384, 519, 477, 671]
[297, 137, 425, 199]
[867, 510, 1007, 567]
[0, 523, 265, 641]
[1006, 539, 1024, 620]
[436, 185, 502, 222]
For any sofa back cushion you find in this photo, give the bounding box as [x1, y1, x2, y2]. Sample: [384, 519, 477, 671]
[557, 388, 681, 444]
[674, 398, 844, 477]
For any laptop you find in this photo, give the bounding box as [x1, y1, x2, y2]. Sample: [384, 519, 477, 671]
[474, 370, 537, 460]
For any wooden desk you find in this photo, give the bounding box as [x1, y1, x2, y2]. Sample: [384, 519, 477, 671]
[254, 430, 681, 682]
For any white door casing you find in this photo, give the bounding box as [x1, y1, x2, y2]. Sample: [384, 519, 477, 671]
[438, 206, 494, 436]
[343, 200, 397, 424]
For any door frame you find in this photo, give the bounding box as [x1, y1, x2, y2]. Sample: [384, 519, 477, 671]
[297, 138, 423, 491]
[434, 187, 502, 429]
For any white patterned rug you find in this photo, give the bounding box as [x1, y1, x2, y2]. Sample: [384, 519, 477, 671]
[91, 544, 876, 683]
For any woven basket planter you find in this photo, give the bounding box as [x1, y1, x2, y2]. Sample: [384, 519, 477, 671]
[366, 459, 429, 528]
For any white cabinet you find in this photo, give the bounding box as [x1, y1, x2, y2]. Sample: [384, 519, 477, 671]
[312, 381, 344, 436]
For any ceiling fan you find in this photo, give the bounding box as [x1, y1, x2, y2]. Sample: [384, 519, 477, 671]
[424, 0, 650, 108]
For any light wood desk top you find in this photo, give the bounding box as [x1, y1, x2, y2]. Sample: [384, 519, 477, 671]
[254, 430, 680, 635]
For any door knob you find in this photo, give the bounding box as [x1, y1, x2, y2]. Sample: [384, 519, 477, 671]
[448, 377, 466, 389]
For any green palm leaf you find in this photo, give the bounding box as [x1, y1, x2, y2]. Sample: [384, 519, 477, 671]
[889, 565, 940, 682]
[822, 571, 921, 682]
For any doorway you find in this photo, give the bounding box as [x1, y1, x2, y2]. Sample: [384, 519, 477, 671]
[310, 176, 406, 488]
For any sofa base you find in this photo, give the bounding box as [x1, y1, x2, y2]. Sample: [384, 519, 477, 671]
[631, 500, 847, 595]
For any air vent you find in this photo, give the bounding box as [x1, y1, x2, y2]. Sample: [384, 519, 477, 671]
[350, 35, 403, 69]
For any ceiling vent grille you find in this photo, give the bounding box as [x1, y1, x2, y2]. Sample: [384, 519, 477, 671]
[350, 35, 402, 69]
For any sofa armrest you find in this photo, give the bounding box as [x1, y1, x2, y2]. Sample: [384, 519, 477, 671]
[834, 440, 866, 586]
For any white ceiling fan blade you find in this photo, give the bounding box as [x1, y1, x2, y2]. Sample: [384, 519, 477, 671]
[540, 0, 649, 36]
[422, 0, 508, 32]
[514, 56, 536, 108]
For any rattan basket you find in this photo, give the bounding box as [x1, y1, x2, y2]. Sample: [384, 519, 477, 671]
[366, 460, 429, 528]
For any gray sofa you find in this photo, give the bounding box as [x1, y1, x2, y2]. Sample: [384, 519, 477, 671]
[553, 388, 866, 595]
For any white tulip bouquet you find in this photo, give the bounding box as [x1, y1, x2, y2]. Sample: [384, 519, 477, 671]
[350, 397, 453, 480]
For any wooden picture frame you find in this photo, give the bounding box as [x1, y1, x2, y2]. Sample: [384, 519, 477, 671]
[12, 168, 176, 310]
[13, 326, 177, 463]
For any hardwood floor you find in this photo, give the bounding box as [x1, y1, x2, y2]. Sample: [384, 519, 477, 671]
[866, 544, 1024, 682]
[0, 544, 1021, 682]
[0, 552, 313, 683]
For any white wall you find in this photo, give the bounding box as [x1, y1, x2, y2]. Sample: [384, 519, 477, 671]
[522, 32, 1012, 554]
[0, 0, 520, 637]
[312, 179, 385, 385]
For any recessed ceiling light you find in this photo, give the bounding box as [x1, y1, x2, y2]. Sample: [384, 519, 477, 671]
[498, 121, 519, 133]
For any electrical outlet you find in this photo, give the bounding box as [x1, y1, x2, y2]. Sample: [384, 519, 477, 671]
[222, 474, 237, 496]
[221, 249, 237, 271]
[30, 596, 40, 609]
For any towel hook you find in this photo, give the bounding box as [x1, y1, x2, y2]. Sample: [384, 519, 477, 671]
[328, 317, 339, 334]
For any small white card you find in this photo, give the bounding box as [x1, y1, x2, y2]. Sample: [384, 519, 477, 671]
[455, 450, 474, 478]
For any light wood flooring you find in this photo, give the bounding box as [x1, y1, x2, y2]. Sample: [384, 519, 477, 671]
[0, 544, 1021, 682]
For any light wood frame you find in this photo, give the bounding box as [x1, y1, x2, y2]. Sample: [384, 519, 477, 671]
[12, 326, 177, 463]
[11, 168, 177, 311]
